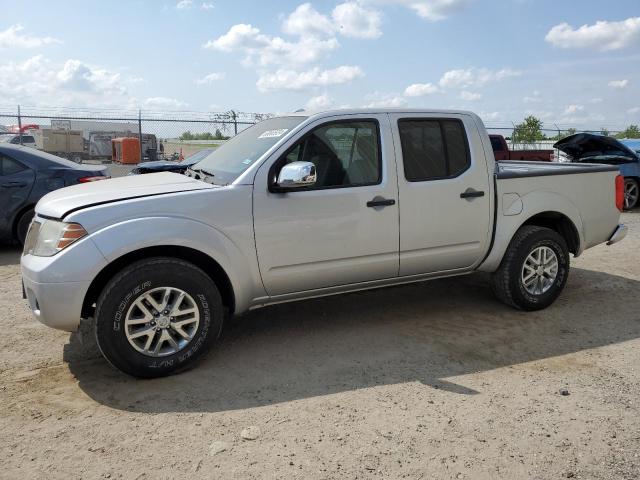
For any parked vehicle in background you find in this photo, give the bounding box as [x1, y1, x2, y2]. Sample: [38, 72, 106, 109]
[0, 144, 109, 244]
[31, 129, 85, 162]
[489, 134, 554, 161]
[129, 148, 215, 175]
[0, 133, 37, 148]
[555, 133, 640, 209]
[21, 108, 625, 378]
[621, 139, 640, 155]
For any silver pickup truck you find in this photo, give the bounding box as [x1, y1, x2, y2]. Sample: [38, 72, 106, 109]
[21, 109, 627, 377]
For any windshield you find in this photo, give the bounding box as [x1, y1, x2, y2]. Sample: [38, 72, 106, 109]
[0, 134, 15, 143]
[192, 116, 306, 184]
[183, 148, 215, 165]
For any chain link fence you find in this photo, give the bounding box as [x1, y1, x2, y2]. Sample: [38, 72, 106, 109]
[0, 105, 271, 163]
[0, 105, 625, 161]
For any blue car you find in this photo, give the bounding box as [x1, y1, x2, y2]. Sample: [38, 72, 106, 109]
[129, 148, 215, 175]
[555, 134, 640, 209]
[0, 144, 109, 244]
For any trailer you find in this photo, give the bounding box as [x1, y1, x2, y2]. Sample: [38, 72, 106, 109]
[32, 129, 85, 162]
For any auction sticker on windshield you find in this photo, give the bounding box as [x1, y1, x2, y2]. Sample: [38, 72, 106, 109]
[258, 129, 288, 139]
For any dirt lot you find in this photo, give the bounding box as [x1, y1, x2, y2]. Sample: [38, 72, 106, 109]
[1, 212, 639, 479]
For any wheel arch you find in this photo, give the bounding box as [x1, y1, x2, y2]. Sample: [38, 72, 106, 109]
[520, 211, 580, 255]
[11, 203, 36, 240]
[82, 245, 235, 318]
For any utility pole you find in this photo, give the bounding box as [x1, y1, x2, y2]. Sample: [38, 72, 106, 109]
[17, 105, 23, 145]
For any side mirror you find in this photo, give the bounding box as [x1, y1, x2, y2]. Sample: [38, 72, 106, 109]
[275, 161, 316, 190]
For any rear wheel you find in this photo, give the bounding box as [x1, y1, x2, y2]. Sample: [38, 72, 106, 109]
[16, 208, 34, 245]
[624, 178, 639, 210]
[95, 257, 224, 378]
[491, 226, 569, 311]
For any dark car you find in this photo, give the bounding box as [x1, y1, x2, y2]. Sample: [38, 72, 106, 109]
[554, 133, 640, 209]
[0, 144, 110, 244]
[129, 148, 215, 175]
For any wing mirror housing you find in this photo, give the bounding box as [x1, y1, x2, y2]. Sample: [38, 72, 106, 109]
[273, 161, 316, 191]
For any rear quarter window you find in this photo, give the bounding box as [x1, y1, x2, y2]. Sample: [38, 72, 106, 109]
[0, 155, 28, 176]
[398, 118, 471, 182]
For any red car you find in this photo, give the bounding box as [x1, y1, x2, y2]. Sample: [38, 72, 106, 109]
[490, 134, 554, 162]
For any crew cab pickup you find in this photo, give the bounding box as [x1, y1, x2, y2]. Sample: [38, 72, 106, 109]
[490, 134, 554, 162]
[21, 109, 627, 378]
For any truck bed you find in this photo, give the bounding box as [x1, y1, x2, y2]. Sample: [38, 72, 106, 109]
[496, 160, 618, 179]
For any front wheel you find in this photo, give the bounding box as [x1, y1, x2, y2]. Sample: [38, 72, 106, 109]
[95, 257, 224, 378]
[491, 226, 569, 311]
[624, 178, 639, 210]
[16, 208, 35, 245]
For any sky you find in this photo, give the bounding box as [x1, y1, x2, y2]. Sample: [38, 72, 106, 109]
[0, 0, 639, 129]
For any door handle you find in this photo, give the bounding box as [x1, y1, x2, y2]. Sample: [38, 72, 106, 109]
[460, 188, 485, 200]
[1, 181, 27, 188]
[367, 196, 396, 208]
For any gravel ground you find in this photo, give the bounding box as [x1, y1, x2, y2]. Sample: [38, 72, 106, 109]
[1, 212, 639, 479]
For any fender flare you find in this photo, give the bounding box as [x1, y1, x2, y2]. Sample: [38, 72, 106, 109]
[478, 190, 583, 272]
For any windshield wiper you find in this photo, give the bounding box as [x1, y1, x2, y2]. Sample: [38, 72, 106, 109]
[186, 167, 215, 182]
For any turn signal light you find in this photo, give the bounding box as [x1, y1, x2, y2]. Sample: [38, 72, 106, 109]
[57, 223, 88, 250]
[615, 175, 624, 212]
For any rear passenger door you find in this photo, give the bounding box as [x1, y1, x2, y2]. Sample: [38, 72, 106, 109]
[389, 113, 492, 276]
[0, 154, 35, 235]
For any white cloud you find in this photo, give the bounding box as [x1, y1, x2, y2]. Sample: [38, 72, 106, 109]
[439, 67, 521, 88]
[545, 17, 640, 51]
[564, 104, 584, 114]
[460, 90, 482, 101]
[627, 107, 640, 115]
[283, 2, 382, 39]
[588, 98, 603, 104]
[144, 97, 189, 109]
[204, 23, 338, 66]
[282, 3, 336, 38]
[256, 65, 363, 92]
[305, 94, 335, 110]
[404, 82, 439, 96]
[195, 72, 225, 84]
[364, 92, 408, 108]
[608, 79, 629, 90]
[372, 0, 470, 21]
[0, 55, 132, 108]
[176, 0, 193, 9]
[0, 24, 61, 49]
[332, 2, 382, 39]
[201, 2, 214, 10]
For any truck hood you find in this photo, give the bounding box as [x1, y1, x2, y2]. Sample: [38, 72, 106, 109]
[554, 133, 637, 160]
[36, 171, 213, 219]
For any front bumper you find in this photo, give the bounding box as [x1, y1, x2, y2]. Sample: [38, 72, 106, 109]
[607, 223, 628, 246]
[21, 234, 108, 332]
[22, 275, 90, 331]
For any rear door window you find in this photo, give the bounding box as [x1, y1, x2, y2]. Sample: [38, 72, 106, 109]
[0, 155, 28, 176]
[398, 119, 471, 182]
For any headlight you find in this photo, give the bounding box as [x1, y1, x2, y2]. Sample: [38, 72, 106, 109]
[26, 220, 87, 257]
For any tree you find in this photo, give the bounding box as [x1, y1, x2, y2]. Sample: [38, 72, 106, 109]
[615, 125, 640, 139]
[513, 116, 545, 143]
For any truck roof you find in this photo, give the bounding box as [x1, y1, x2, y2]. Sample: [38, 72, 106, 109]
[286, 108, 477, 118]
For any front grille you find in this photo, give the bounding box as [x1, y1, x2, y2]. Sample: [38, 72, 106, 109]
[23, 220, 41, 256]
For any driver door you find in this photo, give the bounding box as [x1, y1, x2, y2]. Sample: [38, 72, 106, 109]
[253, 115, 400, 296]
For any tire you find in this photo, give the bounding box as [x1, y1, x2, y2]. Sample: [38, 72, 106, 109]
[95, 257, 224, 378]
[491, 226, 569, 311]
[624, 178, 639, 210]
[16, 208, 34, 245]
